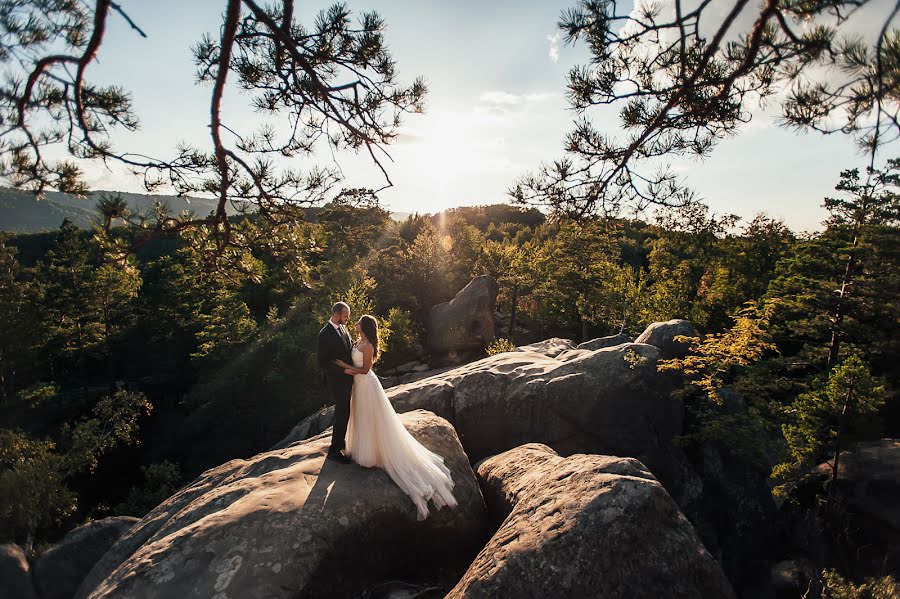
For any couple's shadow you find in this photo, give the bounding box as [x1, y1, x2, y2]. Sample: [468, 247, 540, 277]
[300, 448, 381, 516]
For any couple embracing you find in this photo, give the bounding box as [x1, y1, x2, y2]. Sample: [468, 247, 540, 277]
[316, 302, 458, 520]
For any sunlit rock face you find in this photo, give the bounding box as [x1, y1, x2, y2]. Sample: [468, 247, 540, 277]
[448, 444, 736, 599]
[75, 411, 487, 599]
[634, 319, 696, 360]
[280, 324, 688, 496]
[426, 275, 499, 356]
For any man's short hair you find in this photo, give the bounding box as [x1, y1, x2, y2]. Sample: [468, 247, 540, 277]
[331, 301, 349, 315]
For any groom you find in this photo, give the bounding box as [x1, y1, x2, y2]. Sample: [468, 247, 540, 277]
[317, 301, 354, 464]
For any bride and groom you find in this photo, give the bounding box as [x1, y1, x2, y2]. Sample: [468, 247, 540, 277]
[316, 302, 457, 520]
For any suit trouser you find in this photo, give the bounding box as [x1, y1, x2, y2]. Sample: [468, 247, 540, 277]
[328, 376, 353, 452]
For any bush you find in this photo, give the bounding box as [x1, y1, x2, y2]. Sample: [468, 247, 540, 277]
[486, 338, 516, 356]
[379, 307, 421, 368]
[114, 461, 182, 517]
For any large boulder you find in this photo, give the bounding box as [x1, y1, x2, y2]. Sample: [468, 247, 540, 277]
[515, 338, 576, 358]
[447, 444, 736, 598]
[576, 332, 632, 351]
[33, 516, 138, 599]
[0, 543, 37, 599]
[635, 319, 696, 360]
[278, 341, 686, 494]
[76, 411, 487, 599]
[426, 276, 499, 355]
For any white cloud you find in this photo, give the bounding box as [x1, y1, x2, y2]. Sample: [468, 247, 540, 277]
[547, 32, 560, 63]
[476, 90, 557, 115]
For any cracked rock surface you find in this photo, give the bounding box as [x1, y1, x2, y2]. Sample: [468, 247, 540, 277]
[75, 411, 486, 599]
[448, 444, 736, 599]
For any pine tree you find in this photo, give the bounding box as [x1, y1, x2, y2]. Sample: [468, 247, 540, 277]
[774, 355, 888, 504]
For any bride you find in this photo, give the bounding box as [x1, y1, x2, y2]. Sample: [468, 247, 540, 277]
[333, 314, 458, 520]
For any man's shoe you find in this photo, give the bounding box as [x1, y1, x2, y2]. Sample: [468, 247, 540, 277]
[327, 451, 351, 464]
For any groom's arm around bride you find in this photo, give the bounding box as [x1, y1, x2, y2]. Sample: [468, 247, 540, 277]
[317, 302, 354, 463]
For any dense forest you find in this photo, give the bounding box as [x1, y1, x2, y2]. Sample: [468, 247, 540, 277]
[1, 159, 898, 568]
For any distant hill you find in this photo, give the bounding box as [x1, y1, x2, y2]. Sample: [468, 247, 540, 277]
[0, 187, 417, 233]
[0, 187, 234, 233]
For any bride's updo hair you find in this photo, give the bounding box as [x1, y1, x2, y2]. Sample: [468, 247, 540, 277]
[359, 315, 380, 362]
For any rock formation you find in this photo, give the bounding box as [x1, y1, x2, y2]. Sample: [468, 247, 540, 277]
[280, 335, 686, 495]
[448, 444, 736, 598]
[426, 276, 499, 356]
[75, 411, 487, 599]
[576, 332, 632, 351]
[0, 544, 37, 599]
[34, 516, 138, 599]
[813, 439, 900, 577]
[634, 319, 696, 360]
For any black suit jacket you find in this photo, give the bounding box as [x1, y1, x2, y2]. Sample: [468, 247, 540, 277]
[317, 321, 353, 386]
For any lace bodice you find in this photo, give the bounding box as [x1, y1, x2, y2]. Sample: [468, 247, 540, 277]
[351, 346, 364, 368]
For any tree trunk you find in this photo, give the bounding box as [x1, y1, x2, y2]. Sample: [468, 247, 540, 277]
[827, 230, 860, 371]
[827, 385, 855, 512]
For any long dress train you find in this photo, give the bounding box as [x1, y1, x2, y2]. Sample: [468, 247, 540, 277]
[344, 347, 458, 520]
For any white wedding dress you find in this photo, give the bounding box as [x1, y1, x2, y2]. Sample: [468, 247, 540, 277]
[344, 346, 458, 520]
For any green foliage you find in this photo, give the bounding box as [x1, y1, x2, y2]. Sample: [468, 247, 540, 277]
[114, 461, 182, 517]
[0, 239, 42, 401]
[661, 303, 779, 466]
[379, 307, 420, 368]
[0, 429, 76, 545]
[37, 220, 105, 365]
[486, 338, 517, 356]
[191, 295, 258, 366]
[661, 303, 776, 403]
[640, 203, 741, 330]
[821, 570, 899, 599]
[0, 388, 149, 545]
[15, 382, 58, 408]
[774, 355, 888, 496]
[60, 390, 152, 475]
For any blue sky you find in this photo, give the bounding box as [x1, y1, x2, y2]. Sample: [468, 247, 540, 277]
[78, 0, 895, 232]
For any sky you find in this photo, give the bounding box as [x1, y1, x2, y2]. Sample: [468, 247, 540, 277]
[69, 0, 898, 233]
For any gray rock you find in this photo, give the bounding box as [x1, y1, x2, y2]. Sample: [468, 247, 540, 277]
[815, 439, 900, 529]
[397, 342, 687, 493]
[389, 360, 424, 375]
[448, 444, 736, 599]
[576, 332, 632, 351]
[514, 338, 575, 358]
[34, 517, 138, 599]
[76, 411, 487, 599]
[277, 341, 686, 494]
[635, 319, 696, 360]
[271, 405, 335, 450]
[426, 276, 499, 355]
[0, 543, 37, 599]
